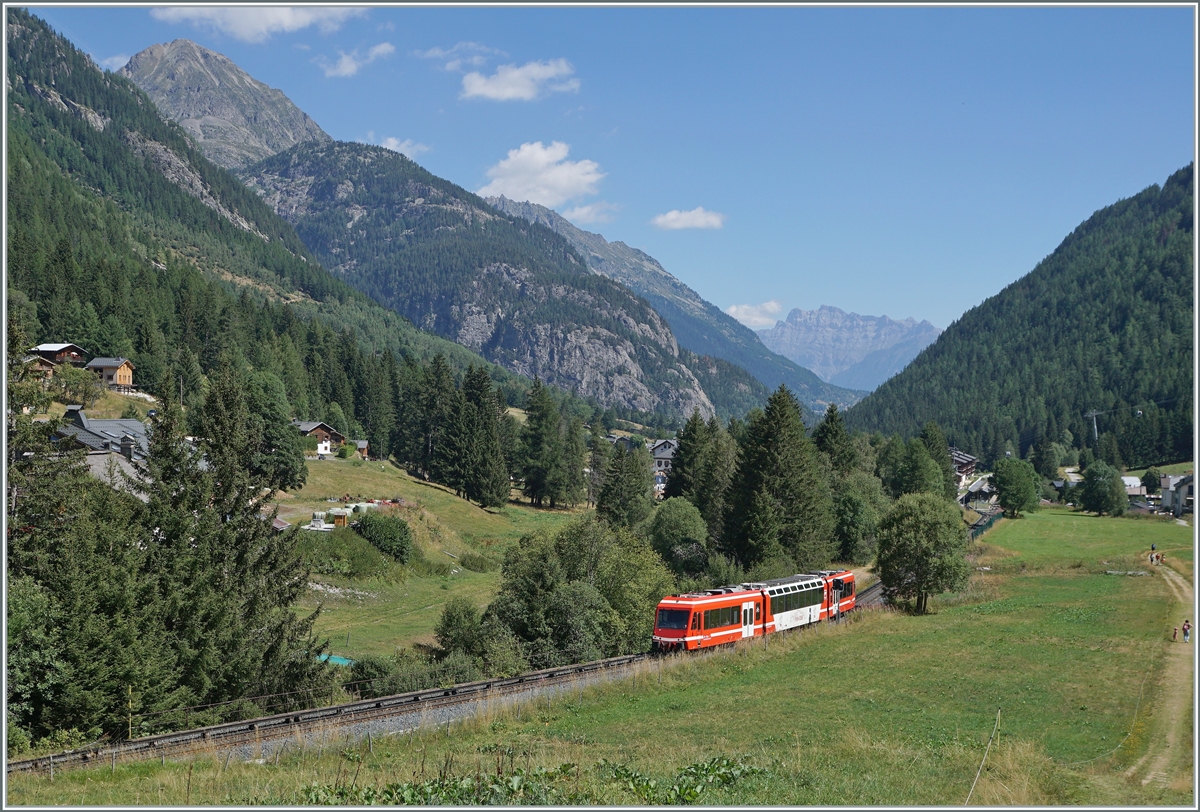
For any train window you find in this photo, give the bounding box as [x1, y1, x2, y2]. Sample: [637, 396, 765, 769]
[657, 609, 690, 630]
[755, 604, 761, 621]
[704, 606, 739, 629]
[692, 613, 700, 630]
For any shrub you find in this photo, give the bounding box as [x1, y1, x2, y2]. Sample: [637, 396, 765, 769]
[355, 512, 413, 562]
[295, 527, 391, 577]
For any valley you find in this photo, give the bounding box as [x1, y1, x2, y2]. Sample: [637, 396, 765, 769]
[5, 7, 1193, 808]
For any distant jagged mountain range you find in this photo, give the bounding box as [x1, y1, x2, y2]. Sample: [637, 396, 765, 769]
[757, 305, 941, 391]
[118, 39, 330, 170]
[486, 196, 865, 411]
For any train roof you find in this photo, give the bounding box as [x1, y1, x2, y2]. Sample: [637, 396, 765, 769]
[662, 570, 853, 601]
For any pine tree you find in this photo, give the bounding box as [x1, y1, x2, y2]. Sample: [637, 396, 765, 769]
[664, 409, 710, 502]
[918, 421, 957, 501]
[520, 379, 563, 507]
[597, 444, 654, 528]
[696, 416, 736, 549]
[813, 403, 856, 476]
[724, 386, 834, 570]
[586, 424, 611, 508]
[555, 416, 587, 508]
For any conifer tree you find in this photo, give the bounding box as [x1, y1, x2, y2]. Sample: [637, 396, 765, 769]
[555, 416, 587, 508]
[664, 409, 711, 502]
[918, 421, 957, 501]
[597, 444, 654, 528]
[586, 424, 611, 508]
[813, 403, 856, 476]
[696, 415, 737, 548]
[520, 379, 563, 507]
[724, 386, 834, 570]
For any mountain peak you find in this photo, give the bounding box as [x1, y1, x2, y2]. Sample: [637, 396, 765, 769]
[119, 39, 330, 169]
[760, 306, 941, 390]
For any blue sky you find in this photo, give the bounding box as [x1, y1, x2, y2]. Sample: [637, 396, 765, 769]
[30, 4, 1196, 331]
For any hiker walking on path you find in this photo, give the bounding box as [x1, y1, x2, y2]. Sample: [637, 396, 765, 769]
[1183, 620, 1191, 643]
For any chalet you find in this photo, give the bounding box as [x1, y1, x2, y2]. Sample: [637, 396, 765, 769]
[29, 343, 87, 367]
[292, 421, 346, 455]
[961, 475, 995, 509]
[948, 447, 977, 484]
[20, 354, 59, 383]
[648, 438, 678, 473]
[85, 357, 136, 393]
[356, 440, 370, 460]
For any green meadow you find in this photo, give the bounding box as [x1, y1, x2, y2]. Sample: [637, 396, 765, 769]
[280, 457, 581, 655]
[9, 507, 1192, 806]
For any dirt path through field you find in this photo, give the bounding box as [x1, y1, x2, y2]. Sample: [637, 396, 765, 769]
[1122, 564, 1194, 790]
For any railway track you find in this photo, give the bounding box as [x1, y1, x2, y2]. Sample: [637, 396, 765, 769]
[11, 586, 887, 777]
[6, 653, 650, 777]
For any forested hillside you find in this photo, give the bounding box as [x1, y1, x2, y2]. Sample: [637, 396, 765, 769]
[239, 141, 749, 420]
[845, 164, 1194, 469]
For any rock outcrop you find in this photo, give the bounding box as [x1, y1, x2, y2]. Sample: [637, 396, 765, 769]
[119, 39, 330, 169]
[241, 142, 717, 419]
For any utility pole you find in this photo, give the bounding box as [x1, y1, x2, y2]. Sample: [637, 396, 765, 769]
[1084, 410, 1101, 442]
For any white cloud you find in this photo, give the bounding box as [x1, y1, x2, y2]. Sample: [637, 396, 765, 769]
[461, 59, 579, 101]
[651, 207, 726, 230]
[726, 301, 783, 330]
[477, 141, 604, 208]
[380, 137, 429, 159]
[562, 202, 619, 225]
[316, 42, 394, 78]
[99, 54, 130, 71]
[149, 7, 367, 43]
[414, 41, 503, 72]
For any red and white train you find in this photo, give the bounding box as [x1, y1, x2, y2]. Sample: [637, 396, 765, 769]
[651, 570, 856, 652]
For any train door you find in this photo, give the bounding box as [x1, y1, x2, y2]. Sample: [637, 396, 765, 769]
[741, 601, 755, 638]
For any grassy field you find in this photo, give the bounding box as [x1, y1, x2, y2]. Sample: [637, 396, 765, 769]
[1127, 461, 1194, 478]
[10, 506, 1192, 805]
[278, 457, 582, 656]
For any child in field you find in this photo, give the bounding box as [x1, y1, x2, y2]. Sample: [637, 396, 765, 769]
[1184, 620, 1191, 643]
[1173, 627, 1178, 642]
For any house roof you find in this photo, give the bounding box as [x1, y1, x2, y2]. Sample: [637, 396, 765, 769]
[31, 343, 86, 353]
[58, 407, 149, 457]
[85, 356, 134, 370]
[949, 447, 977, 466]
[356, 440, 369, 449]
[292, 420, 344, 438]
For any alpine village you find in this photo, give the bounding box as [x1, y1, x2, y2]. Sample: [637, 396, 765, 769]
[4, 8, 1195, 806]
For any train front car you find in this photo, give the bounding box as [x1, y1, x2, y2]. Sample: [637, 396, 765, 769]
[652, 596, 697, 653]
[652, 587, 764, 652]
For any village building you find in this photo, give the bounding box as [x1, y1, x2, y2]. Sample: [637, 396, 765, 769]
[948, 447, 978, 486]
[29, 343, 87, 367]
[85, 356, 136, 393]
[53, 406, 151, 500]
[292, 420, 346, 456]
[1161, 474, 1194, 517]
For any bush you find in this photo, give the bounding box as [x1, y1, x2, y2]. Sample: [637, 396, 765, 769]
[295, 527, 392, 577]
[355, 512, 413, 562]
[460, 552, 497, 573]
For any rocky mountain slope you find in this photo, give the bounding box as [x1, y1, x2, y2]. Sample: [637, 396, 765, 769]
[240, 142, 724, 419]
[758, 305, 941, 391]
[118, 39, 329, 169]
[487, 196, 864, 412]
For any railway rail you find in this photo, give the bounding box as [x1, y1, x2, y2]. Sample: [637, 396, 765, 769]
[10, 582, 887, 777]
[7, 654, 649, 777]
